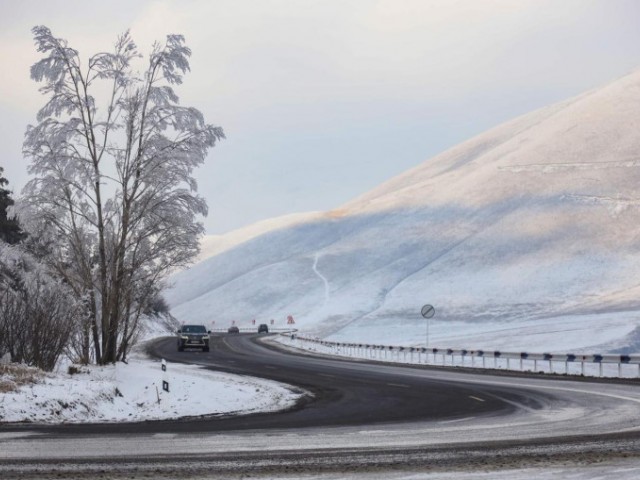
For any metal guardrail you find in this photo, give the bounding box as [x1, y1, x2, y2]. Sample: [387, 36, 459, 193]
[283, 334, 640, 378]
[211, 327, 298, 334]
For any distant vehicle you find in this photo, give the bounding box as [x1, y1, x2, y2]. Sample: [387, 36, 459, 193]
[258, 324, 269, 334]
[228, 326, 240, 334]
[177, 324, 210, 352]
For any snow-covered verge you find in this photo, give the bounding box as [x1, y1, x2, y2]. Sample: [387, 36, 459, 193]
[0, 347, 304, 424]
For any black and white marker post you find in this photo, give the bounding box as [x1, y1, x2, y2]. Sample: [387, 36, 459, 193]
[421, 304, 435, 351]
[161, 359, 169, 393]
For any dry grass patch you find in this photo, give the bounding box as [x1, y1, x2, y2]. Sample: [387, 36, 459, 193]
[0, 364, 44, 393]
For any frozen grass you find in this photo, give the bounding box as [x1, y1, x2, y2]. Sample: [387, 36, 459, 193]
[0, 364, 44, 393]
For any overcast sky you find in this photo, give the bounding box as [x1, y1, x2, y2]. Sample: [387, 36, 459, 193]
[1, 0, 640, 233]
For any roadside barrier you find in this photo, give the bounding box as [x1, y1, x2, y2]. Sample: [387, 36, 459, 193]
[211, 328, 298, 333]
[281, 334, 640, 379]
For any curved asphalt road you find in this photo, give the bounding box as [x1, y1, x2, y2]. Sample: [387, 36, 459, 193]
[0, 333, 536, 434]
[1, 333, 640, 478]
[148, 333, 537, 430]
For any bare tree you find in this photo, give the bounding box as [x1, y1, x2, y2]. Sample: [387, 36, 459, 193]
[19, 26, 223, 364]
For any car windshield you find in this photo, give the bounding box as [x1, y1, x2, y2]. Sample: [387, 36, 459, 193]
[182, 325, 206, 333]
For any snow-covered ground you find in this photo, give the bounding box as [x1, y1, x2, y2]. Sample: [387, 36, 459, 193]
[0, 345, 304, 424]
[323, 311, 640, 354]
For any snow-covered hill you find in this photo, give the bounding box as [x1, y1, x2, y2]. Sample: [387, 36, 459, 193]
[167, 71, 640, 354]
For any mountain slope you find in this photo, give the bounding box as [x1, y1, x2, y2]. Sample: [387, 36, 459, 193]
[167, 71, 640, 353]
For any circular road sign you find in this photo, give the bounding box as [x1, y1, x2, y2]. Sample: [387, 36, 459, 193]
[421, 304, 435, 319]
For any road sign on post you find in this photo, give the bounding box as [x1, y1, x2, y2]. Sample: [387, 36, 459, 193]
[421, 304, 435, 349]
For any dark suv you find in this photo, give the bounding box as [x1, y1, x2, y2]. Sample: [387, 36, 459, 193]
[177, 324, 211, 352]
[258, 324, 269, 334]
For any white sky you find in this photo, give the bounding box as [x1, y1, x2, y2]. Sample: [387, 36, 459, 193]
[1, 0, 639, 233]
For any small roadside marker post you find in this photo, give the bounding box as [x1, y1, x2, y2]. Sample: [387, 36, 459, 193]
[161, 359, 169, 394]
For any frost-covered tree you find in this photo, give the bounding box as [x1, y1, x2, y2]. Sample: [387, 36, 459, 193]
[19, 26, 223, 364]
[0, 166, 25, 245]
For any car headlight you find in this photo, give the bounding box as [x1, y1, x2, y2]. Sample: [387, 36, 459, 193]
[181, 335, 188, 340]
[203, 336, 209, 340]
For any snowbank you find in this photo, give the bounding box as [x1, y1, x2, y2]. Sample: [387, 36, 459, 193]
[0, 349, 304, 424]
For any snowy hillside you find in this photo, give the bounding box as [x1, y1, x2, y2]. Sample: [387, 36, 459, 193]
[167, 71, 640, 354]
[195, 211, 324, 262]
